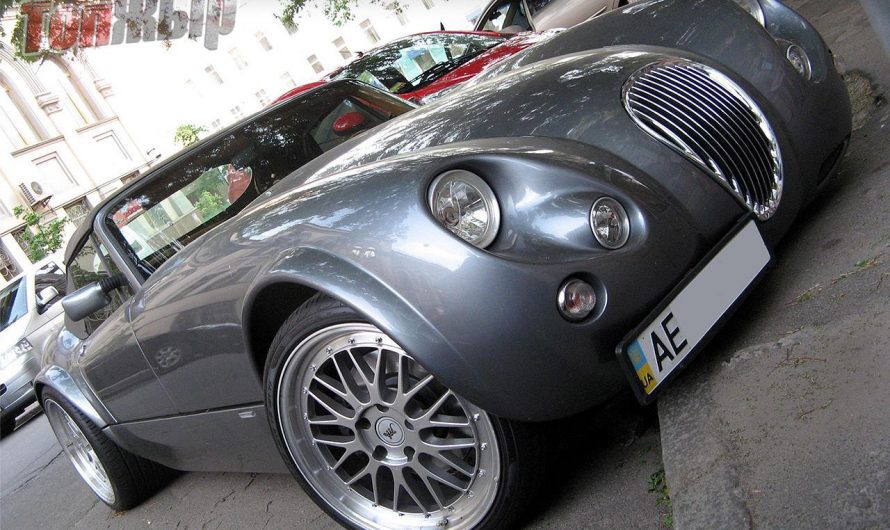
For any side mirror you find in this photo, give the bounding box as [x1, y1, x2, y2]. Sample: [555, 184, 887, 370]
[62, 283, 111, 322]
[37, 286, 60, 308]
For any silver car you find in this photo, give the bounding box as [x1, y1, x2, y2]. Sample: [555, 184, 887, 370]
[473, 0, 625, 33]
[0, 258, 66, 436]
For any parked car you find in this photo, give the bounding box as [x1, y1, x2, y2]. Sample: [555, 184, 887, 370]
[473, 0, 625, 33]
[38, 0, 850, 528]
[1, 257, 66, 436]
[273, 30, 549, 105]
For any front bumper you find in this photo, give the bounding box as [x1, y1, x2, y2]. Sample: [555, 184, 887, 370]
[1, 355, 40, 419]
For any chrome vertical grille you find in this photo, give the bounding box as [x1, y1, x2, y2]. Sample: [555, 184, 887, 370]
[623, 60, 783, 220]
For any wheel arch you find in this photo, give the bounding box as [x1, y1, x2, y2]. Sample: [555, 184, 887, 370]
[34, 365, 111, 429]
[241, 248, 486, 406]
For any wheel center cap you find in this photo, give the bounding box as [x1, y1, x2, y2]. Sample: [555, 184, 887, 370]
[375, 417, 404, 446]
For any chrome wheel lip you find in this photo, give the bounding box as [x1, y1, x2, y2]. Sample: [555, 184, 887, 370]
[276, 323, 501, 530]
[44, 398, 115, 505]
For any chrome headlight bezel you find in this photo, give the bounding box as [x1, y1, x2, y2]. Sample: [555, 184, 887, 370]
[428, 169, 501, 249]
[784, 43, 812, 80]
[730, 0, 765, 26]
[589, 197, 630, 249]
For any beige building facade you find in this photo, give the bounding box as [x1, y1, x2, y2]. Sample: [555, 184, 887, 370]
[0, 41, 151, 285]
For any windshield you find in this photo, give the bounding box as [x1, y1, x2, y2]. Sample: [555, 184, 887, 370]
[330, 33, 505, 94]
[0, 278, 28, 332]
[105, 82, 413, 278]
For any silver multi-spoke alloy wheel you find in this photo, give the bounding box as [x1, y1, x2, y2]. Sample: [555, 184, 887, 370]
[44, 398, 116, 504]
[277, 323, 501, 530]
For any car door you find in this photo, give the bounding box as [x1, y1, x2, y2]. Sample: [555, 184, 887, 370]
[65, 231, 177, 420]
[24, 261, 67, 358]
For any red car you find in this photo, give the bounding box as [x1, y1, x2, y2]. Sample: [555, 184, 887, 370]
[273, 30, 547, 105]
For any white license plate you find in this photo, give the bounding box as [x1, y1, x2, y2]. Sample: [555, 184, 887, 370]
[623, 221, 770, 397]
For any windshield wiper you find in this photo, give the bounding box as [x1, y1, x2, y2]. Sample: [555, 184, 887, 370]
[408, 53, 479, 89]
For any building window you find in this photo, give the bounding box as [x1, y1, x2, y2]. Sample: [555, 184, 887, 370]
[333, 37, 352, 60]
[0, 244, 20, 281]
[256, 89, 270, 106]
[11, 228, 33, 262]
[230, 106, 243, 119]
[64, 199, 91, 230]
[0, 78, 42, 148]
[307, 55, 324, 74]
[256, 31, 272, 51]
[35, 59, 99, 126]
[205, 65, 223, 84]
[360, 20, 380, 44]
[388, 3, 408, 25]
[281, 72, 297, 89]
[421, 0, 434, 9]
[211, 118, 221, 130]
[229, 48, 248, 70]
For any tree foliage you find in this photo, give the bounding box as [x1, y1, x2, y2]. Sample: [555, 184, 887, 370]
[195, 191, 225, 220]
[278, 0, 404, 29]
[13, 206, 68, 262]
[174, 124, 207, 147]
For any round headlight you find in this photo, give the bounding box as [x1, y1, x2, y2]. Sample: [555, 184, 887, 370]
[590, 197, 630, 249]
[786, 44, 812, 80]
[428, 170, 500, 248]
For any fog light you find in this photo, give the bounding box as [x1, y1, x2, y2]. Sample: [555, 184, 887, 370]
[557, 279, 597, 321]
[590, 197, 630, 249]
[786, 44, 811, 79]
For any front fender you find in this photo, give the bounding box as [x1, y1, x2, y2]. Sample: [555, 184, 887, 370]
[244, 247, 490, 412]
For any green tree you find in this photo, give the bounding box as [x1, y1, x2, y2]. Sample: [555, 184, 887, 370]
[174, 124, 207, 147]
[278, 0, 405, 29]
[195, 191, 225, 220]
[13, 206, 68, 262]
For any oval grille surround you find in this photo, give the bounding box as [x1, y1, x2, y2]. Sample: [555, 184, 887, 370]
[623, 60, 783, 220]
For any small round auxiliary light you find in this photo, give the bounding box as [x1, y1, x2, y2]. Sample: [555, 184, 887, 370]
[786, 44, 811, 80]
[590, 197, 630, 249]
[557, 279, 597, 321]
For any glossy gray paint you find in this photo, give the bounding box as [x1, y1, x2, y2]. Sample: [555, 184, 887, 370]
[42, 0, 849, 473]
[34, 365, 109, 428]
[105, 404, 288, 473]
[61, 284, 111, 322]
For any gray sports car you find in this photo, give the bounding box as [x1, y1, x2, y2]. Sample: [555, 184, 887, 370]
[38, 0, 850, 528]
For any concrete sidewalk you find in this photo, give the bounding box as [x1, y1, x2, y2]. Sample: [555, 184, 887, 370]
[659, 1, 890, 528]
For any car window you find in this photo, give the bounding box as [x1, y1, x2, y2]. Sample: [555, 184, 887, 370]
[67, 235, 133, 336]
[0, 278, 28, 332]
[526, 0, 552, 15]
[481, 0, 531, 32]
[105, 82, 413, 279]
[330, 33, 506, 94]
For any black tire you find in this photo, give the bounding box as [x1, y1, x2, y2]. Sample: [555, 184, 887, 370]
[41, 387, 176, 511]
[264, 294, 545, 529]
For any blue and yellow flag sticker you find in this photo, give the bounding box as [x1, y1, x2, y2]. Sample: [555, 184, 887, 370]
[628, 340, 658, 394]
